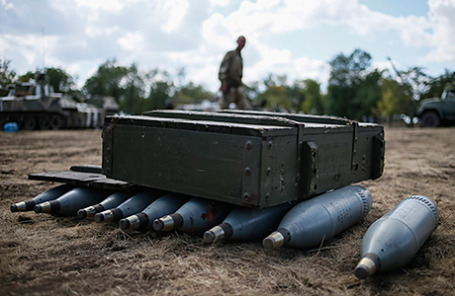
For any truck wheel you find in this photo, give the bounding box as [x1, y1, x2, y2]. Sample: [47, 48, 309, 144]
[0, 116, 8, 130]
[50, 115, 64, 130]
[39, 116, 51, 130]
[23, 115, 38, 130]
[420, 111, 441, 127]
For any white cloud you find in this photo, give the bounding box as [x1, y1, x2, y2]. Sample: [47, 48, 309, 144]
[201, 0, 454, 77]
[0, 33, 61, 71]
[209, 0, 435, 48]
[154, 0, 190, 33]
[74, 0, 123, 11]
[117, 32, 145, 52]
[1, 0, 454, 93]
[1, 0, 13, 10]
[209, 0, 229, 8]
[425, 0, 455, 62]
[246, 45, 329, 85]
[85, 26, 121, 38]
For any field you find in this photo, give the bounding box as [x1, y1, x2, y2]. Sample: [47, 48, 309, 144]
[1, 128, 454, 296]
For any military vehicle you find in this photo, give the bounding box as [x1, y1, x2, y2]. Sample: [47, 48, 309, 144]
[0, 73, 118, 130]
[417, 85, 455, 127]
[12, 110, 385, 248]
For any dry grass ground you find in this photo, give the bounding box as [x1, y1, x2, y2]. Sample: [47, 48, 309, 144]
[0, 128, 454, 296]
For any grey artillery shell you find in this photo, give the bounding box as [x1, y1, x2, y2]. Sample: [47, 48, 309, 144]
[11, 184, 73, 212]
[354, 195, 439, 279]
[263, 185, 372, 249]
[119, 193, 190, 230]
[34, 187, 110, 216]
[152, 198, 231, 234]
[204, 202, 294, 244]
[102, 110, 384, 208]
[94, 190, 161, 223]
[77, 191, 132, 219]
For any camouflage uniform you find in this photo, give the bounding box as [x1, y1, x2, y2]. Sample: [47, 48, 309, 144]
[218, 48, 252, 110]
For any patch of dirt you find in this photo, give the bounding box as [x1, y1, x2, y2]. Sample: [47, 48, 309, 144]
[0, 128, 454, 296]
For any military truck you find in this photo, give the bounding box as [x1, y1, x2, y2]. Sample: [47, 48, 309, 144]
[0, 73, 109, 130]
[417, 86, 455, 127]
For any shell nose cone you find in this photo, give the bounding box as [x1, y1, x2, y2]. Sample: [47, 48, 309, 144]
[11, 201, 28, 212]
[203, 225, 225, 244]
[94, 212, 105, 223]
[203, 230, 216, 244]
[10, 203, 19, 212]
[153, 215, 177, 232]
[119, 215, 142, 230]
[263, 231, 285, 249]
[77, 209, 87, 219]
[354, 257, 377, 279]
[119, 218, 130, 230]
[354, 265, 369, 280]
[34, 204, 42, 213]
[94, 210, 115, 223]
[34, 201, 52, 213]
[78, 206, 97, 219]
[152, 218, 166, 232]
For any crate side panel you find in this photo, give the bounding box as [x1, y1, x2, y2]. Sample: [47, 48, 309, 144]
[300, 124, 384, 198]
[351, 125, 385, 180]
[109, 124, 262, 206]
[260, 136, 299, 207]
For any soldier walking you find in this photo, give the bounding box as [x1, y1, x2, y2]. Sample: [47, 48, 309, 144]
[218, 36, 252, 110]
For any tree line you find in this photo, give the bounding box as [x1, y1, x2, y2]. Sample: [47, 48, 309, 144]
[1, 49, 454, 121]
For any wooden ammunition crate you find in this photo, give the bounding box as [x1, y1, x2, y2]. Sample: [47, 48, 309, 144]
[102, 110, 384, 207]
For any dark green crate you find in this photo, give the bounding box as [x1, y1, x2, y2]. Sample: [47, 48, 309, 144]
[102, 110, 384, 207]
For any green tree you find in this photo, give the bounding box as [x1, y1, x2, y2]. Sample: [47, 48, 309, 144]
[263, 85, 292, 111]
[83, 59, 129, 101]
[245, 81, 263, 107]
[254, 74, 293, 111]
[17, 71, 35, 83]
[246, 75, 324, 113]
[378, 78, 413, 121]
[170, 66, 215, 107]
[421, 69, 455, 99]
[326, 49, 375, 119]
[0, 58, 16, 90]
[147, 81, 173, 110]
[300, 79, 324, 114]
[16, 68, 82, 99]
[387, 65, 428, 119]
[119, 64, 146, 114]
[45, 67, 74, 93]
[352, 70, 383, 120]
[287, 80, 306, 112]
[172, 82, 214, 106]
[145, 69, 174, 110]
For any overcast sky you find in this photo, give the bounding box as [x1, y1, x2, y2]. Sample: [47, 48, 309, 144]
[1, 0, 454, 92]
